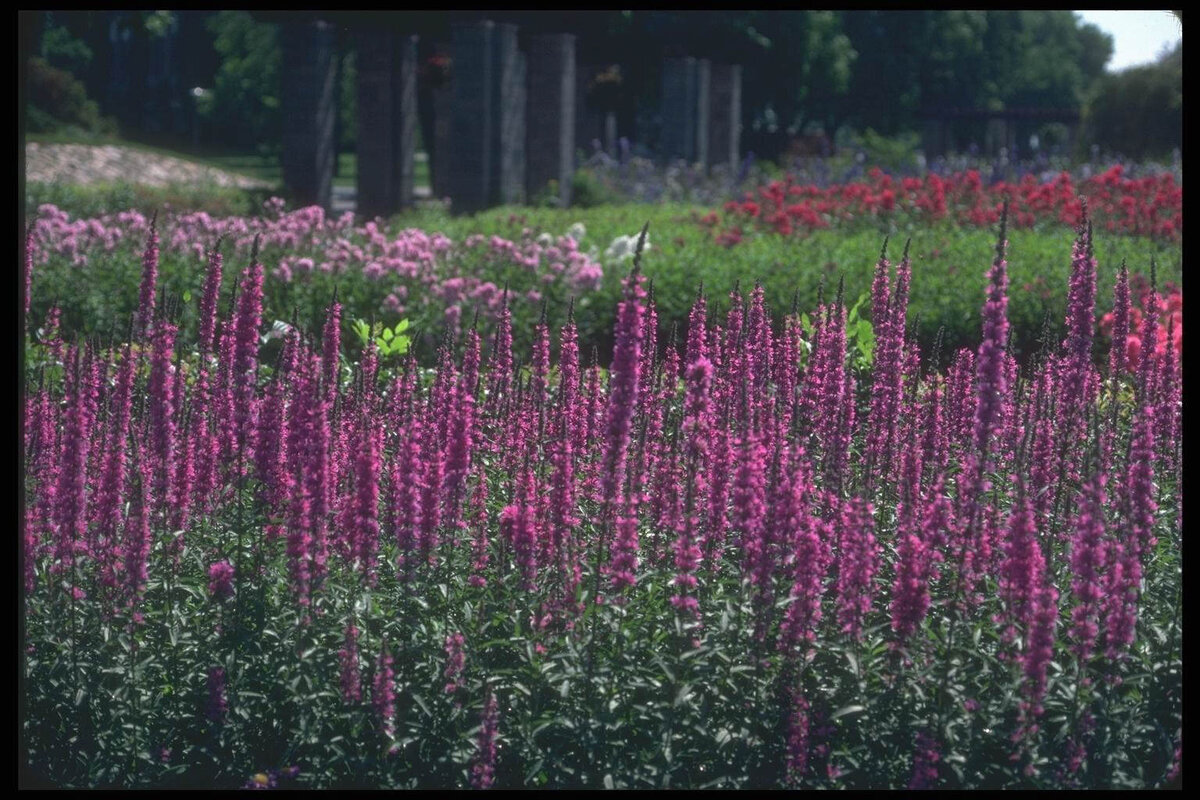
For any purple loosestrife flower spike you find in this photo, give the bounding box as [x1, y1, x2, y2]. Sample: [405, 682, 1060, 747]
[373, 643, 396, 738]
[1018, 580, 1059, 736]
[444, 632, 466, 696]
[23, 224, 34, 322]
[997, 484, 1043, 647]
[785, 689, 811, 787]
[351, 390, 382, 584]
[1135, 266, 1160, 399]
[835, 496, 878, 640]
[233, 242, 264, 464]
[198, 240, 224, 358]
[135, 213, 159, 338]
[908, 731, 941, 789]
[1069, 467, 1107, 663]
[1062, 218, 1097, 407]
[339, 622, 362, 704]
[470, 686, 500, 789]
[53, 349, 90, 582]
[1109, 261, 1131, 378]
[208, 560, 235, 601]
[148, 320, 177, 517]
[95, 344, 135, 587]
[602, 261, 647, 507]
[206, 666, 228, 724]
[122, 442, 152, 618]
[671, 356, 713, 618]
[467, 465, 490, 588]
[1125, 401, 1158, 563]
[322, 291, 342, 402]
[974, 211, 1009, 460]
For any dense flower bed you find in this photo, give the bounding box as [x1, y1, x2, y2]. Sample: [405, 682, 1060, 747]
[707, 166, 1182, 244]
[26, 201, 607, 348]
[21, 211, 1180, 788]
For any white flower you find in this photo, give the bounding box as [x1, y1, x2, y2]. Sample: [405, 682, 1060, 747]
[603, 231, 651, 263]
[567, 222, 586, 242]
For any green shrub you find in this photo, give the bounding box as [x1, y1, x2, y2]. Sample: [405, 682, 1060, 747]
[26, 57, 117, 136]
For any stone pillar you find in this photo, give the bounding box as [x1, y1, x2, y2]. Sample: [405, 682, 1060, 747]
[448, 20, 525, 213]
[526, 33, 575, 207]
[494, 31, 525, 206]
[355, 30, 418, 218]
[432, 80, 452, 199]
[694, 59, 711, 168]
[448, 21, 495, 214]
[281, 19, 337, 211]
[575, 63, 605, 155]
[708, 63, 741, 169]
[397, 35, 418, 208]
[660, 57, 698, 162]
[922, 117, 945, 159]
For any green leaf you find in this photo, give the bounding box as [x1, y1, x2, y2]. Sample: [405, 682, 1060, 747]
[395, 319, 410, 333]
[831, 704, 866, 720]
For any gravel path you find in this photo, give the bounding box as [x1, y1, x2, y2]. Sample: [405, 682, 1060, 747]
[25, 142, 275, 189]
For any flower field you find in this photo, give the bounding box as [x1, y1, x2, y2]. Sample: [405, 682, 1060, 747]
[21, 200, 1181, 787]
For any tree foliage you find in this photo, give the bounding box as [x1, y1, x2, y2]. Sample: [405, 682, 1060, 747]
[1085, 43, 1182, 160]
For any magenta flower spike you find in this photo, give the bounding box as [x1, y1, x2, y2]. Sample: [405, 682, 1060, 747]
[443, 631, 466, 696]
[23, 224, 34, 322]
[785, 688, 811, 786]
[373, 643, 396, 738]
[351, 391, 382, 585]
[1018, 580, 1059, 736]
[148, 320, 177, 519]
[470, 686, 499, 789]
[198, 241, 224, 359]
[973, 219, 1010, 460]
[95, 344, 135, 587]
[205, 666, 228, 724]
[835, 496, 878, 640]
[339, 621, 362, 705]
[123, 444, 152, 618]
[322, 292, 342, 402]
[997, 484, 1043, 647]
[233, 246, 264, 465]
[1108, 261, 1131, 379]
[53, 347, 91, 583]
[135, 214, 159, 338]
[1069, 467, 1108, 663]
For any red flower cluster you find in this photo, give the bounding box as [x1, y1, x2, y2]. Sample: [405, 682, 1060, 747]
[711, 166, 1181, 243]
[1100, 280, 1182, 371]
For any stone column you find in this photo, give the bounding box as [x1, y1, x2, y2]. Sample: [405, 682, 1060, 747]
[708, 63, 741, 169]
[525, 33, 575, 207]
[432, 80, 452, 199]
[494, 30, 525, 205]
[922, 117, 946, 159]
[356, 31, 418, 219]
[448, 21, 495, 214]
[694, 59, 711, 168]
[281, 18, 337, 211]
[448, 20, 525, 213]
[575, 63, 604, 155]
[660, 57, 698, 162]
[397, 35, 418, 208]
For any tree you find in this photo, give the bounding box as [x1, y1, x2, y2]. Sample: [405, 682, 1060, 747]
[1085, 43, 1182, 159]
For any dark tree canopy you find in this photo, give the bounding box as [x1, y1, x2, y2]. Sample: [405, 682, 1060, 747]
[27, 10, 1176, 161]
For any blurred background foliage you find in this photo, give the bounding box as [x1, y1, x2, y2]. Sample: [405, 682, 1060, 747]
[22, 10, 1182, 163]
